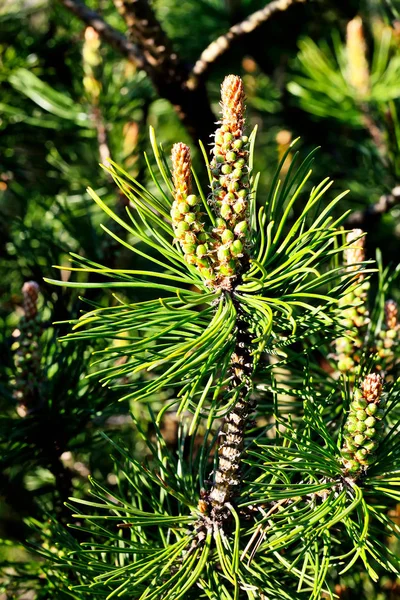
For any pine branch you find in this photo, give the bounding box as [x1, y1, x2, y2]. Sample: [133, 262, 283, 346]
[207, 302, 255, 525]
[58, 0, 145, 67]
[188, 0, 307, 84]
[347, 185, 400, 228]
[112, 0, 186, 85]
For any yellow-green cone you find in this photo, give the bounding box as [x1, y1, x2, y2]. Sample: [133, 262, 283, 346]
[341, 373, 385, 475]
[210, 75, 250, 279]
[171, 143, 215, 283]
[335, 229, 369, 374]
[376, 299, 400, 379]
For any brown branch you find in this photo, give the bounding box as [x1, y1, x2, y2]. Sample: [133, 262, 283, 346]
[347, 186, 400, 228]
[188, 0, 306, 85]
[112, 0, 186, 86]
[59, 0, 145, 68]
[111, 0, 216, 142]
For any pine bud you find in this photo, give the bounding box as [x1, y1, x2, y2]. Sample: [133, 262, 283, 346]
[216, 246, 229, 261]
[221, 203, 232, 220]
[230, 239, 243, 257]
[82, 27, 102, 104]
[210, 75, 250, 273]
[196, 245, 208, 258]
[220, 75, 245, 136]
[171, 143, 192, 201]
[376, 299, 399, 376]
[22, 281, 40, 320]
[185, 212, 197, 224]
[362, 373, 382, 403]
[219, 260, 236, 277]
[385, 299, 398, 330]
[334, 229, 369, 374]
[345, 229, 365, 269]
[171, 143, 216, 283]
[187, 194, 199, 207]
[341, 374, 384, 476]
[346, 16, 370, 97]
[276, 130, 293, 176]
[234, 220, 248, 238]
[14, 281, 42, 414]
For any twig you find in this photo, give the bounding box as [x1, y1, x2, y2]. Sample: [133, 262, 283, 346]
[92, 106, 111, 165]
[188, 0, 306, 84]
[59, 0, 144, 67]
[112, 0, 185, 85]
[347, 186, 400, 227]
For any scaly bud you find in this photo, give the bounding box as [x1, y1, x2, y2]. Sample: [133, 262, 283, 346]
[276, 130, 292, 177]
[345, 229, 365, 269]
[346, 17, 370, 97]
[362, 373, 382, 403]
[376, 299, 400, 378]
[83, 27, 102, 104]
[209, 75, 250, 279]
[341, 374, 384, 476]
[171, 143, 192, 203]
[13, 281, 42, 415]
[171, 144, 216, 283]
[376, 300, 400, 381]
[334, 229, 369, 375]
[220, 75, 245, 136]
[22, 281, 40, 320]
[385, 299, 398, 331]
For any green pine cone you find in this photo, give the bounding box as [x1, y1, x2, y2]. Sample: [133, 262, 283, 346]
[340, 373, 384, 477]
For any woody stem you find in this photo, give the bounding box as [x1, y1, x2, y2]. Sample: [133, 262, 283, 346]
[208, 299, 255, 525]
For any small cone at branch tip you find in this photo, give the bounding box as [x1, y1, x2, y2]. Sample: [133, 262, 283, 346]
[13, 281, 42, 413]
[341, 373, 384, 476]
[209, 75, 251, 279]
[83, 27, 102, 102]
[334, 229, 369, 375]
[276, 129, 293, 175]
[171, 143, 192, 201]
[169, 77, 253, 289]
[385, 299, 398, 331]
[361, 373, 382, 403]
[376, 299, 399, 375]
[22, 281, 40, 320]
[345, 228, 365, 268]
[220, 75, 245, 136]
[170, 143, 215, 281]
[84, 26, 100, 44]
[346, 16, 370, 97]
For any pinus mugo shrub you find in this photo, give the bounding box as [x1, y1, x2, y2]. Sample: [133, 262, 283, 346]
[37, 75, 400, 599]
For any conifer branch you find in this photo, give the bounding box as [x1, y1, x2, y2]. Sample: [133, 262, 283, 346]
[207, 303, 255, 525]
[59, 0, 145, 67]
[188, 0, 306, 84]
[112, 0, 185, 85]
